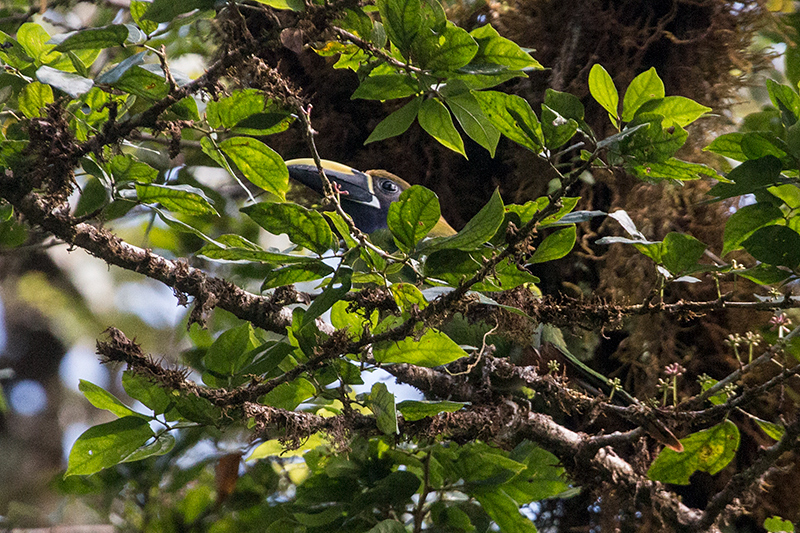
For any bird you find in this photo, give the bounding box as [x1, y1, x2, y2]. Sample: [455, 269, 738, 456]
[285, 159, 456, 236]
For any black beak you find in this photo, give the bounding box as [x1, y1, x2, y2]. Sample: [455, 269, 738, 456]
[286, 159, 380, 209]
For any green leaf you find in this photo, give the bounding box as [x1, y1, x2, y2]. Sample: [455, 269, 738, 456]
[660, 232, 706, 276]
[262, 262, 335, 290]
[505, 442, 570, 502]
[218, 137, 289, 199]
[204, 323, 260, 377]
[446, 91, 500, 156]
[0, 31, 34, 69]
[374, 328, 467, 366]
[425, 250, 538, 290]
[109, 155, 158, 184]
[122, 371, 173, 415]
[142, 0, 215, 23]
[242, 202, 333, 255]
[167, 96, 200, 121]
[768, 183, 800, 209]
[450, 67, 525, 90]
[206, 89, 266, 128]
[615, 119, 687, 164]
[356, 471, 421, 511]
[746, 414, 786, 442]
[36, 66, 94, 98]
[368, 520, 407, 533]
[377, 0, 423, 55]
[412, 23, 478, 72]
[352, 74, 419, 100]
[396, 400, 466, 421]
[735, 263, 792, 285]
[53, 25, 129, 52]
[647, 420, 740, 485]
[172, 392, 221, 425]
[18, 81, 53, 118]
[260, 378, 316, 410]
[232, 111, 294, 136]
[544, 89, 584, 121]
[588, 64, 619, 122]
[634, 96, 711, 128]
[530, 226, 576, 264]
[473, 90, 541, 151]
[330, 299, 378, 332]
[703, 132, 787, 162]
[111, 65, 168, 100]
[122, 433, 176, 463]
[469, 24, 542, 70]
[293, 506, 345, 527]
[390, 283, 428, 314]
[387, 185, 442, 251]
[766, 79, 800, 127]
[473, 490, 538, 533]
[742, 225, 800, 268]
[541, 104, 578, 150]
[707, 156, 783, 200]
[252, 0, 305, 10]
[418, 97, 466, 157]
[197, 234, 317, 264]
[366, 97, 422, 144]
[17, 23, 59, 64]
[422, 188, 504, 252]
[324, 211, 359, 248]
[135, 183, 218, 216]
[764, 516, 795, 533]
[722, 203, 783, 256]
[622, 67, 665, 122]
[65, 416, 155, 477]
[371, 382, 398, 435]
[131, 1, 159, 34]
[627, 157, 717, 182]
[79, 380, 141, 418]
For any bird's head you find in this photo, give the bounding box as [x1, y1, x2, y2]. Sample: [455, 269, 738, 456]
[286, 159, 455, 236]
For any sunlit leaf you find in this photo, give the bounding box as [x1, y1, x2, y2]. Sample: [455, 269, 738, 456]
[588, 64, 619, 122]
[374, 328, 467, 367]
[219, 137, 289, 199]
[79, 380, 142, 419]
[396, 400, 466, 421]
[622, 67, 664, 122]
[135, 183, 218, 216]
[65, 416, 155, 477]
[647, 421, 740, 485]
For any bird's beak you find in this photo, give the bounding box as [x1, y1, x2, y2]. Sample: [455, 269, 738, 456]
[285, 159, 380, 210]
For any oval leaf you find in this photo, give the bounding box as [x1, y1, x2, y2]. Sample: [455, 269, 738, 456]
[387, 185, 442, 251]
[242, 202, 333, 255]
[374, 328, 467, 367]
[589, 64, 619, 121]
[219, 137, 289, 200]
[135, 183, 218, 216]
[418, 97, 466, 157]
[65, 416, 155, 477]
[530, 226, 576, 264]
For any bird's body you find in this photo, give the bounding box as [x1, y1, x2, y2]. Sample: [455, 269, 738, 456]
[286, 159, 456, 236]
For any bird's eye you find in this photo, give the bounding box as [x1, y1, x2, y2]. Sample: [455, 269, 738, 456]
[379, 179, 399, 193]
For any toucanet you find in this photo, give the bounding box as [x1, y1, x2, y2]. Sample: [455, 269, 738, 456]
[286, 159, 456, 236]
